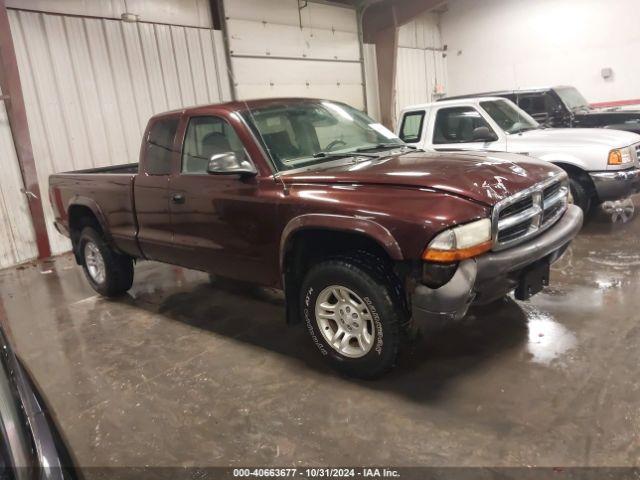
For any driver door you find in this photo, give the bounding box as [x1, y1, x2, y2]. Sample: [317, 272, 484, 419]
[429, 106, 506, 153]
[167, 114, 274, 283]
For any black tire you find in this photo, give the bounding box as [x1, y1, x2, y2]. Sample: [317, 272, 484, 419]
[300, 253, 406, 379]
[78, 227, 134, 297]
[569, 175, 592, 213]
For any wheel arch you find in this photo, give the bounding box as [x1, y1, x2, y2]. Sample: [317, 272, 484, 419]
[279, 214, 404, 325]
[550, 161, 597, 197]
[67, 198, 114, 263]
[279, 214, 403, 272]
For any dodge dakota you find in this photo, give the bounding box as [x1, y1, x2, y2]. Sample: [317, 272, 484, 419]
[49, 98, 582, 378]
[398, 97, 640, 215]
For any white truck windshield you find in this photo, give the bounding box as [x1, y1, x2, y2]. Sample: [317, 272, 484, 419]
[481, 99, 540, 134]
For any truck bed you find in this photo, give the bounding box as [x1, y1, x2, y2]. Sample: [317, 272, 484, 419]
[49, 163, 141, 258]
[58, 162, 139, 174]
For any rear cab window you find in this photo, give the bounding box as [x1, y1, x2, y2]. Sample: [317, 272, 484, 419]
[399, 110, 425, 143]
[145, 118, 179, 175]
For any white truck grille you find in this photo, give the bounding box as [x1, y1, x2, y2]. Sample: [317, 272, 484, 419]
[492, 174, 569, 251]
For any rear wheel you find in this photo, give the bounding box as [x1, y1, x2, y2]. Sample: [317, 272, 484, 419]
[79, 227, 134, 297]
[300, 254, 405, 379]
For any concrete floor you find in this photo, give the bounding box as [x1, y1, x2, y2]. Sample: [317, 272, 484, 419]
[0, 209, 639, 469]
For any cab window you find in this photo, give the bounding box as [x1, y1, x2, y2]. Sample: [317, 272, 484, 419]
[432, 107, 493, 144]
[181, 116, 247, 174]
[146, 118, 179, 175]
[399, 111, 425, 143]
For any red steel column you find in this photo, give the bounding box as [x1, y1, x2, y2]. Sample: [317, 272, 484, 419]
[0, 0, 51, 259]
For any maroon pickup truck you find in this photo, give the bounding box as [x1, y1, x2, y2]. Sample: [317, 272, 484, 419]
[49, 98, 583, 378]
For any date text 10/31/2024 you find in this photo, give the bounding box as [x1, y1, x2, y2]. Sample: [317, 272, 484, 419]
[232, 468, 401, 478]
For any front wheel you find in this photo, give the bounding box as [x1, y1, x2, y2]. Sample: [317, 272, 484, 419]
[568, 175, 592, 213]
[79, 227, 134, 297]
[300, 255, 405, 379]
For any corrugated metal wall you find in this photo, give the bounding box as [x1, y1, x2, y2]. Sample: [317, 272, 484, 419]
[395, 13, 447, 124]
[8, 9, 231, 256]
[6, 0, 213, 28]
[0, 86, 38, 269]
[224, 0, 366, 110]
[362, 44, 381, 121]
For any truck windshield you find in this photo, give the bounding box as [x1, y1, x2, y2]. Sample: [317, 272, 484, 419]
[555, 86, 589, 111]
[480, 99, 540, 134]
[241, 101, 405, 172]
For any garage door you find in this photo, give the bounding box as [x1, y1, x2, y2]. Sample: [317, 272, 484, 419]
[0, 86, 38, 269]
[8, 9, 232, 255]
[224, 0, 366, 110]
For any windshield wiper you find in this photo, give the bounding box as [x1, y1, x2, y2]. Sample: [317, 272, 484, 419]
[312, 151, 378, 159]
[355, 143, 415, 152]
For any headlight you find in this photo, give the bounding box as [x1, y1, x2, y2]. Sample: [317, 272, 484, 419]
[608, 148, 632, 165]
[422, 218, 493, 262]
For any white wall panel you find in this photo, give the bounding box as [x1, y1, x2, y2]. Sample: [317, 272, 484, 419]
[9, 9, 231, 255]
[6, 0, 213, 28]
[0, 87, 38, 269]
[224, 0, 365, 110]
[362, 44, 380, 121]
[441, 0, 640, 103]
[398, 12, 442, 49]
[395, 13, 447, 125]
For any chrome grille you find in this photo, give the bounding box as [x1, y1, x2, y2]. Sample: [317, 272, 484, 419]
[635, 143, 640, 163]
[492, 174, 569, 251]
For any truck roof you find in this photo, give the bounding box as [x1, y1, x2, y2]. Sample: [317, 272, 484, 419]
[149, 97, 332, 120]
[401, 96, 508, 112]
[440, 86, 573, 101]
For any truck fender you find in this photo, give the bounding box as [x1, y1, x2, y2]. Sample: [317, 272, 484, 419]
[537, 153, 590, 172]
[279, 213, 404, 272]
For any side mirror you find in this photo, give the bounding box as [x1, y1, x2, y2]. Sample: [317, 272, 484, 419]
[207, 152, 257, 176]
[471, 126, 498, 142]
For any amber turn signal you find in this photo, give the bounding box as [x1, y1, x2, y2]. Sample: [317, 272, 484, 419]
[422, 240, 493, 263]
[608, 149, 623, 165]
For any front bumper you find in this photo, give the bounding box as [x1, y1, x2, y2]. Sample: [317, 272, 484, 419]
[590, 167, 640, 201]
[411, 204, 583, 326]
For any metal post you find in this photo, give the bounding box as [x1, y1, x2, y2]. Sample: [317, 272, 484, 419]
[0, 0, 52, 259]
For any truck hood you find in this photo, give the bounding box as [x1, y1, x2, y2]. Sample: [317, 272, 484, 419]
[515, 127, 640, 149]
[282, 151, 561, 206]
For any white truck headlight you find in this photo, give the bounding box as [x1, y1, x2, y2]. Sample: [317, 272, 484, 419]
[422, 218, 493, 262]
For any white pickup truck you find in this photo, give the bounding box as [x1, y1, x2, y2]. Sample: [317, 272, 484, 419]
[397, 97, 640, 215]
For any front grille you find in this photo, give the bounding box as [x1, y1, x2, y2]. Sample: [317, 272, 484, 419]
[492, 175, 569, 251]
[498, 196, 533, 220]
[543, 181, 562, 200]
[498, 219, 533, 243]
[635, 143, 640, 162]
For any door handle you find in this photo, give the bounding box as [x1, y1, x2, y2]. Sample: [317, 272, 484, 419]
[171, 193, 185, 204]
